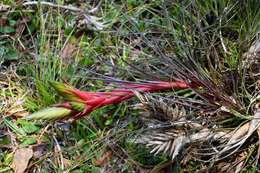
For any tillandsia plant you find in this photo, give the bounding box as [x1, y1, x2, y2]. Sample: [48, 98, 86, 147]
[23, 0, 260, 172]
[25, 80, 191, 120]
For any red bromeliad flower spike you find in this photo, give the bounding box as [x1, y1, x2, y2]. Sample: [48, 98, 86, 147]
[25, 80, 191, 120]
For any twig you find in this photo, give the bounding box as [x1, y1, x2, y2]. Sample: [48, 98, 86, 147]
[38, 124, 50, 141]
[22, 1, 106, 30]
[219, 18, 229, 54]
[23, 1, 81, 12]
[53, 135, 65, 171]
[88, 0, 102, 14]
[0, 167, 12, 173]
[23, 1, 101, 14]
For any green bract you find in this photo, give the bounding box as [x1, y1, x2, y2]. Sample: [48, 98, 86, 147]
[25, 107, 72, 120]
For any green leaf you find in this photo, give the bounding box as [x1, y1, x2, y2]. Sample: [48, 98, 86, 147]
[8, 19, 16, 26]
[16, 119, 40, 134]
[20, 137, 37, 146]
[5, 48, 18, 61]
[24, 107, 72, 120]
[35, 80, 55, 105]
[39, 169, 49, 173]
[70, 102, 85, 112]
[3, 152, 13, 166]
[105, 118, 113, 126]
[0, 26, 15, 34]
[91, 166, 100, 173]
[0, 135, 11, 145]
[49, 81, 80, 101]
[71, 170, 84, 173]
[0, 47, 18, 63]
[3, 119, 26, 136]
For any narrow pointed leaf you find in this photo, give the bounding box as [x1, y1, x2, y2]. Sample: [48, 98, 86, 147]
[24, 107, 72, 120]
[69, 102, 85, 112]
[49, 81, 82, 101]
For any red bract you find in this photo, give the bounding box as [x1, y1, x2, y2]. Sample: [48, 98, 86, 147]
[25, 80, 191, 120]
